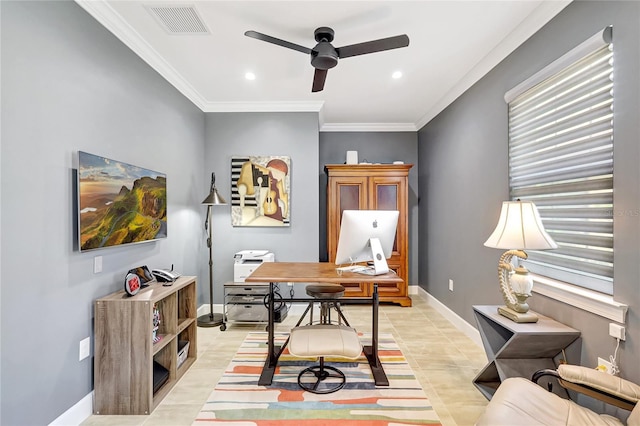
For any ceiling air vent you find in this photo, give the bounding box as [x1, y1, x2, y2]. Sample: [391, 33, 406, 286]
[146, 4, 209, 35]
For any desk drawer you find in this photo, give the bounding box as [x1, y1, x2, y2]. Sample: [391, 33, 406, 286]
[226, 304, 268, 322]
[225, 285, 269, 296]
[227, 294, 266, 304]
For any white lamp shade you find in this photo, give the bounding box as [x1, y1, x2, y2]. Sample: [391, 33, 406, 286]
[484, 200, 557, 250]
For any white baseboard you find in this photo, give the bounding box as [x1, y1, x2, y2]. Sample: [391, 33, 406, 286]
[60, 306, 224, 425]
[60, 290, 477, 426]
[417, 287, 483, 348]
[198, 303, 224, 316]
[49, 391, 93, 426]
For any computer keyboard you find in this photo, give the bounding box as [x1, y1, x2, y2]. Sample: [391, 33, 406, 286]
[355, 267, 377, 275]
[336, 265, 373, 273]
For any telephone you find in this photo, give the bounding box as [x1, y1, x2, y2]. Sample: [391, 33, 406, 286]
[152, 267, 181, 284]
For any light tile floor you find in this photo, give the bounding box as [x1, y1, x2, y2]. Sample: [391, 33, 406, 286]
[82, 293, 489, 426]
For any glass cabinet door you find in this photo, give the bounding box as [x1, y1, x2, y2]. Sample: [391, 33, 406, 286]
[325, 164, 412, 305]
[369, 176, 407, 258]
[327, 176, 369, 296]
[327, 176, 367, 262]
[336, 177, 367, 217]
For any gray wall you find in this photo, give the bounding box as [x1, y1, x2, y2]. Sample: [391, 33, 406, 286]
[1, 1, 206, 424]
[318, 132, 419, 285]
[418, 0, 640, 386]
[5, 0, 639, 424]
[204, 112, 320, 301]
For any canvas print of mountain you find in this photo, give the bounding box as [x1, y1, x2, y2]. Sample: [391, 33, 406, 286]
[78, 151, 167, 251]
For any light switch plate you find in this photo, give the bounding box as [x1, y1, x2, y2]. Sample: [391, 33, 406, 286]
[93, 256, 103, 274]
[79, 337, 90, 361]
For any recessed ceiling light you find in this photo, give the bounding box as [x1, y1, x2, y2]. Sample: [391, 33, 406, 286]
[392, 71, 403, 79]
[245, 72, 256, 81]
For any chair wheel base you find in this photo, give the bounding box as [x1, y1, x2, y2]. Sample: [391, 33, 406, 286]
[298, 365, 346, 394]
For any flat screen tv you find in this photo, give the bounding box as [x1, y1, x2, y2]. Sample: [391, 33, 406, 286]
[77, 151, 167, 252]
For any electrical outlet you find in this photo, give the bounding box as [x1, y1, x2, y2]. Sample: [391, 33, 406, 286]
[448, 279, 454, 292]
[597, 357, 613, 374]
[609, 323, 626, 341]
[287, 282, 293, 287]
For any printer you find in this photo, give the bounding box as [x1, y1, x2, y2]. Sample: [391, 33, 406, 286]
[233, 250, 275, 282]
[230, 249, 286, 324]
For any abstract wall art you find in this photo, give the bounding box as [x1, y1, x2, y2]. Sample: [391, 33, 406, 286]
[230, 156, 290, 227]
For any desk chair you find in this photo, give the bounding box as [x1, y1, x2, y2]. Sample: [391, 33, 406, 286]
[288, 324, 362, 394]
[294, 284, 350, 327]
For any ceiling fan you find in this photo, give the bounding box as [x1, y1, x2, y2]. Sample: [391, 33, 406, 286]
[244, 27, 410, 92]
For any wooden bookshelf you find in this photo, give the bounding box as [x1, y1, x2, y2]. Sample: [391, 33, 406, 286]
[93, 276, 197, 415]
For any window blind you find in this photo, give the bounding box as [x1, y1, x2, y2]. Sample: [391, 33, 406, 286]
[507, 29, 614, 294]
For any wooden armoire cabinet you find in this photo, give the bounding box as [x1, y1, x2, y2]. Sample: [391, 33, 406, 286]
[325, 163, 413, 306]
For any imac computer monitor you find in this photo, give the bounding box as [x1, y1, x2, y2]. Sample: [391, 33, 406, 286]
[334, 210, 399, 275]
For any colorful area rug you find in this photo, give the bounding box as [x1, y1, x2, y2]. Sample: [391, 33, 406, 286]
[194, 332, 441, 425]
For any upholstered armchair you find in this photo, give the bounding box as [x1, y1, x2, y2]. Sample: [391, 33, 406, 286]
[476, 364, 640, 426]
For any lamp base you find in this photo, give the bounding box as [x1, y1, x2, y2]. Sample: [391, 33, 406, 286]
[197, 312, 224, 328]
[498, 306, 538, 323]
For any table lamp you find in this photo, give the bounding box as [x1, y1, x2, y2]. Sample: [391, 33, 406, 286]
[484, 200, 557, 323]
[197, 172, 227, 328]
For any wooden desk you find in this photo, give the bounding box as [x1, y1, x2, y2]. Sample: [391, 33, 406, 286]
[245, 262, 403, 387]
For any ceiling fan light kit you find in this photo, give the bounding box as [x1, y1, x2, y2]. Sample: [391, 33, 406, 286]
[245, 27, 410, 92]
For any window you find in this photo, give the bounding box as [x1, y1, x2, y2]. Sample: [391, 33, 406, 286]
[505, 27, 614, 295]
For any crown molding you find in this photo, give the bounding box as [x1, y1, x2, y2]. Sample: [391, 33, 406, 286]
[77, 0, 570, 131]
[201, 101, 324, 113]
[75, 0, 324, 119]
[414, 0, 571, 131]
[320, 122, 417, 132]
[75, 0, 208, 110]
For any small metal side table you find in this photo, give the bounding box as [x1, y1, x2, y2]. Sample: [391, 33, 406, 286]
[472, 305, 581, 400]
[222, 282, 269, 331]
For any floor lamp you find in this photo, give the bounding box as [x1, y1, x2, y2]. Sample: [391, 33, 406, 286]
[197, 172, 227, 328]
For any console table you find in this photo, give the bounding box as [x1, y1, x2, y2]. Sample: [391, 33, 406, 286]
[472, 305, 581, 400]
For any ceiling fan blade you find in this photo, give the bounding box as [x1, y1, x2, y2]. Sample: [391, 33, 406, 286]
[312, 69, 328, 92]
[244, 30, 312, 55]
[336, 34, 409, 59]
